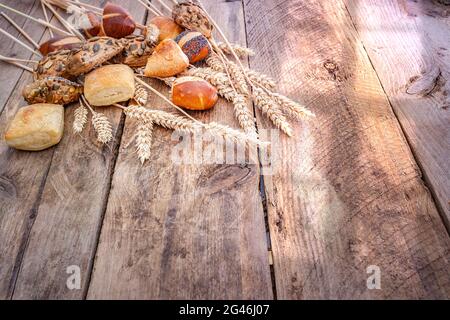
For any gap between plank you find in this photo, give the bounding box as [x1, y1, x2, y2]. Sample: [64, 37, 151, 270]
[8, 150, 56, 299]
[342, 1, 450, 236]
[83, 8, 150, 299]
[82, 111, 128, 299]
[241, 0, 278, 300]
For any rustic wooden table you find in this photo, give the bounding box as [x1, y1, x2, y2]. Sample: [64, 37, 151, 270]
[0, 0, 449, 299]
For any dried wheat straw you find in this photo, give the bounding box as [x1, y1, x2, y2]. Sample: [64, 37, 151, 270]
[91, 112, 113, 144]
[253, 87, 293, 137]
[73, 104, 88, 133]
[136, 120, 154, 164]
[270, 92, 315, 120]
[216, 41, 255, 57]
[125, 106, 263, 146]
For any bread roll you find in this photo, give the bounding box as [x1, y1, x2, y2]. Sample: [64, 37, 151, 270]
[149, 16, 183, 41]
[144, 39, 189, 78]
[171, 76, 218, 111]
[175, 31, 211, 63]
[84, 64, 135, 106]
[5, 104, 64, 151]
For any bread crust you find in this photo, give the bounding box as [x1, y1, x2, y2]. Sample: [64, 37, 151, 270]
[84, 64, 135, 106]
[144, 39, 189, 78]
[66, 37, 125, 76]
[22, 76, 83, 105]
[35, 50, 72, 80]
[171, 76, 218, 110]
[5, 104, 64, 151]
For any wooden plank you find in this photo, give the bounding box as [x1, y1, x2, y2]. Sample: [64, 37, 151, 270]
[10, 1, 147, 300]
[87, 0, 273, 299]
[0, 1, 65, 300]
[244, 0, 450, 299]
[343, 0, 450, 228]
[0, 0, 40, 113]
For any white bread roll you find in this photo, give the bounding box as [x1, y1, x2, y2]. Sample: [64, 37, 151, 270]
[5, 104, 64, 151]
[84, 64, 135, 106]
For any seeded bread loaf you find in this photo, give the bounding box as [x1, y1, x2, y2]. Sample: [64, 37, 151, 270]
[66, 37, 125, 76]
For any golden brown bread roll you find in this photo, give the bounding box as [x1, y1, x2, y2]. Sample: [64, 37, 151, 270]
[149, 16, 183, 41]
[5, 104, 64, 151]
[84, 64, 135, 106]
[144, 39, 189, 78]
[171, 76, 218, 111]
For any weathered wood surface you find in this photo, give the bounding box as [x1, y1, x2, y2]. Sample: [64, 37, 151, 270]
[244, 0, 450, 299]
[0, 0, 449, 300]
[10, 1, 147, 300]
[0, 0, 63, 300]
[344, 0, 450, 228]
[87, 0, 273, 299]
[0, 0, 40, 113]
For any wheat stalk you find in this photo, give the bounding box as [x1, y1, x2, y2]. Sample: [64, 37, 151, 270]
[216, 41, 255, 57]
[207, 54, 276, 91]
[206, 54, 225, 73]
[270, 92, 315, 120]
[232, 94, 257, 136]
[73, 104, 88, 133]
[132, 84, 149, 107]
[227, 60, 249, 95]
[136, 120, 154, 164]
[91, 111, 113, 144]
[253, 87, 293, 137]
[246, 68, 277, 91]
[185, 67, 256, 135]
[125, 106, 263, 146]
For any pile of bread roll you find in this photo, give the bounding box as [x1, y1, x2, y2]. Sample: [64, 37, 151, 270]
[5, 1, 220, 151]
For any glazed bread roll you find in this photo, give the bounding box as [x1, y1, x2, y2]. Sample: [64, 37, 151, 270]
[84, 64, 135, 106]
[171, 76, 218, 110]
[5, 104, 64, 151]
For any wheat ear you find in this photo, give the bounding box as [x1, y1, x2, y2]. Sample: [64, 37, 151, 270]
[125, 106, 263, 146]
[253, 88, 293, 137]
[232, 94, 257, 136]
[136, 120, 154, 164]
[81, 95, 113, 144]
[206, 53, 249, 95]
[73, 103, 88, 133]
[207, 54, 276, 91]
[216, 41, 255, 57]
[91, 112, 113, 144]
[132, 84, 149, 107]
[185, 67, 256, 135]
[270, 92, 315, 120]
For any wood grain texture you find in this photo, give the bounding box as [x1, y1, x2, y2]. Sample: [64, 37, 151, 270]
[344, 0, 450, 228]
[0, 1, 64, 300]
[87, 0, 273, 299]
[0, 0, 40, 113]
[244, 0, 450, 299]
[9, 1, 147, 300]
